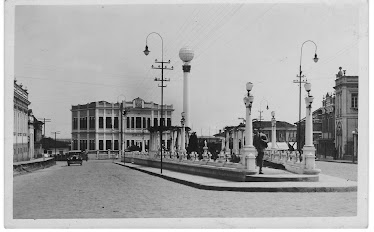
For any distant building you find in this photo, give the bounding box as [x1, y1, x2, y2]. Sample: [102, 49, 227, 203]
[334, 67, 358, 160]
[71, 97, 174, 152]
[216, 120, 297, 155]
[14, 80, 31, 162]
[295, 108, 323, 151]
[316, 92, 336, 159]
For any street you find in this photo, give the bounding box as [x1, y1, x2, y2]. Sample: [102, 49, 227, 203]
[13, 160, 357, 219]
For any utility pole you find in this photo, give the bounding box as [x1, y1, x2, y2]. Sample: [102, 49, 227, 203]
[293, 73, 308, 153]
[144, 32, 173, 174]
[51, 131, 60, 157]
[38, 118, 51, 137]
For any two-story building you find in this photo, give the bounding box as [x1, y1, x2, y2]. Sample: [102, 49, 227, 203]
[14, 80, 31, 162]
[334, 67, 358, 160]
[71, 97, 174, 153]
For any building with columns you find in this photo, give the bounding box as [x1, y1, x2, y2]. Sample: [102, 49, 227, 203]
[333, 67, 358, 160]
[215, 120, 297, 155]
[71, 97, 174, 152]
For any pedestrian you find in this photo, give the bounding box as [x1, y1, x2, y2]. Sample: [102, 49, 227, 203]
[253, 129, 268, 174]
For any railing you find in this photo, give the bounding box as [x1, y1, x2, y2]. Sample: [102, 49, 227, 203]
[263, 149, 303, 166]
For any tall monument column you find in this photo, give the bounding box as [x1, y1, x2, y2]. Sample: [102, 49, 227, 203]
[179, 47, 194, 128]
[242, 82, 257, 174]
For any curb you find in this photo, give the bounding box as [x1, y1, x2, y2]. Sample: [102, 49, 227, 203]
[317, 159, 357, 164]
[114, 162, 357, 193]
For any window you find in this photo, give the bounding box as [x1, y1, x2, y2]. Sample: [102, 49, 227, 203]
[167, 118, 171, 127]
[126, 117, 130, 128]
[136, 117, 141, 128]
[126, 140, 130, 148]
[73, 118, 78, 129]
[80, 117, 87, 129]
[131, 117, 135, 128]
[89, 116, 95, 129]
[99, 117, 104, 128]
[114, 140, 119, 150]
[89, 140, 95, 150]
[73, 140, 78, 150]
[99, 140, 104, 150]
[114, 117, 118, 129]
[154, 118, 158, 127]
[131, 140, 135, 146]
[351, 93, 358, 108]
[106, 117, 112, 128]
[147, 118, 150, 128]
[143, 118, 146, 129]
[106, 140, 112, 150]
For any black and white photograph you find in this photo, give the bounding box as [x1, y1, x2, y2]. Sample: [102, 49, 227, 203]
[3, 0, 370, 229]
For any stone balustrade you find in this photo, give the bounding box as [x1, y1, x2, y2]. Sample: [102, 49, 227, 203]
[124, 149, 250, 170]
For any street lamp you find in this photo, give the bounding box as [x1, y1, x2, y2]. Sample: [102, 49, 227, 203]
[293, 40, 319, 157]
[258, 98, 269, 131]
[144, 32, 173, 174]
[242, 82, 257, 173]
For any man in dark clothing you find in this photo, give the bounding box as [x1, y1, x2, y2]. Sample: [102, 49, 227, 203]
[253, 130, 268, 174]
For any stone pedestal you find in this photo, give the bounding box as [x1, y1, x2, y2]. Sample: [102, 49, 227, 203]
[202, 147, 209, 161]
[242, 146, 257, 173]
[218, 150, 226, 163]
[303, 146, 321, 174]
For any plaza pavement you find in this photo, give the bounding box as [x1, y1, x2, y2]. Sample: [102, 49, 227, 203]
[114, 161, 357, 193]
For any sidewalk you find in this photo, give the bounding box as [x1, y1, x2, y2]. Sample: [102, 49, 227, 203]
[114, 162, 357, 193]
[316, 158, 357, 164]
[13, 157, 54, 165]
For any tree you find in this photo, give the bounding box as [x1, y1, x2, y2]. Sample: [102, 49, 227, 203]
[187, 132, 198, 154]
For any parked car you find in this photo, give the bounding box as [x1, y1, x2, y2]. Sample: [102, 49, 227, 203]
[67, 150, 83, 166]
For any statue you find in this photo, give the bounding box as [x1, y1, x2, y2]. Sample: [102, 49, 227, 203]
[204, 140, 207, 147]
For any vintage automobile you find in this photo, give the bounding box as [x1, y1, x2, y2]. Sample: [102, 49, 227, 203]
[67, 150, 83, 166]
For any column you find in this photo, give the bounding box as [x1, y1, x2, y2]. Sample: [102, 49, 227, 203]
[225, 131, 230, 156]
[171, 130, 175, 153]
[302, 96, 320, 174]
[271, 112, 277, 149]
[183, 64, 191, 128]
[77, 110, 80, 150]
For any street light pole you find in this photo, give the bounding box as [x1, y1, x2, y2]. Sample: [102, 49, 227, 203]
[144, 32, 173, 174]
[51, 131, 60, 157]
[293, 40, 319, 159]
[258, 99, 269, 131]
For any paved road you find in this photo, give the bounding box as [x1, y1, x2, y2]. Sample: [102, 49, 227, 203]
[316, 161, 357, 181]
[13, 160, 357, 219]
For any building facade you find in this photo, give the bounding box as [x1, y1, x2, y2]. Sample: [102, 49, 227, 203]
[216, 120, 297, 155]
[334, 67, 358, 160]
[71, 97, 174, 152]
[295, 108, 323, 151]
[316, 92, 336, 159]
[14, 80, 31, 162]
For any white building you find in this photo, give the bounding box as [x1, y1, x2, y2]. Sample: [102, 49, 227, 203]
[14, 80, 31, 162]
[71, 97, 174, 152]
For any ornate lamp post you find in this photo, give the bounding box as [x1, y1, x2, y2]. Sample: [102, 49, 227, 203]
[271, 111, 277, 149]
[242, 82, 257, 174]
[144, 32, 174, 174]
[179, 47, 194, 129]
[294, 40, 319, 157]
[258, 99, 269, 131]
[302, 82, 320, 174]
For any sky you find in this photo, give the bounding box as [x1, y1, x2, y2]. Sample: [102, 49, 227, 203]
[11, 0, 366, 139]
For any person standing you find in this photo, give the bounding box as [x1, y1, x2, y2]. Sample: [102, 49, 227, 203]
[253, 129, 268, 174]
